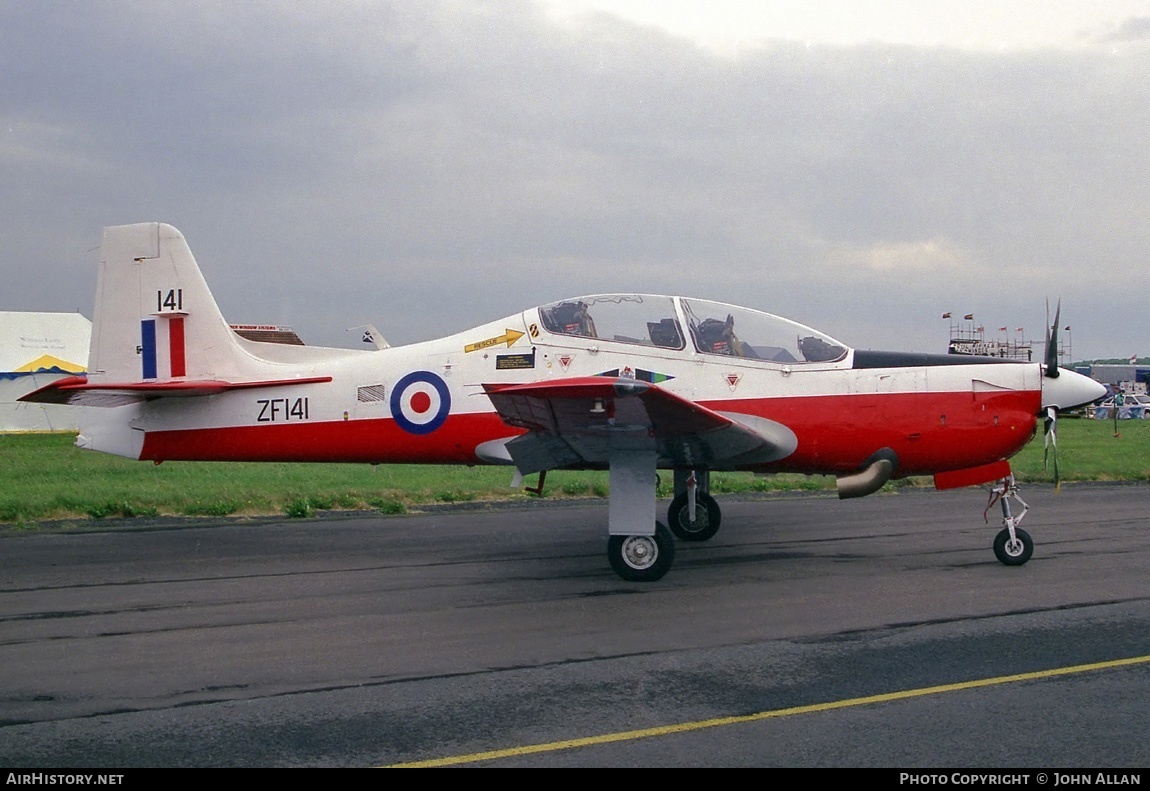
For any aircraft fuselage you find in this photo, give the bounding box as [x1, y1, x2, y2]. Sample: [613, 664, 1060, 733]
[121, 309, 1041, 478]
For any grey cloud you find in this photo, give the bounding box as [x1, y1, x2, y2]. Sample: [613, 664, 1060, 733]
[1, 1, 1146, 358]
[1105, 16, 1150, 41]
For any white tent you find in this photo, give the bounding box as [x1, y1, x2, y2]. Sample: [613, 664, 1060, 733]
[0, 311, 91, 431]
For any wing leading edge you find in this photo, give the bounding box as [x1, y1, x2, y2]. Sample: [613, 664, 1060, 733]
[482, 376, 797, 474]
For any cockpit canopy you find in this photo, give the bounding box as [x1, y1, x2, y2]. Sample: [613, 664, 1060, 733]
[537, 294, 848, 364]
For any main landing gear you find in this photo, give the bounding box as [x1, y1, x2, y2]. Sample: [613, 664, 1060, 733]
[985, 475, 1034, 566]
[603, 455, 723, 582]
[667, 469, 722, 542]
[608, 523, 676, 582]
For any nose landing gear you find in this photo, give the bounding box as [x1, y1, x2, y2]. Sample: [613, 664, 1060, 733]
[985, 475, 1034, 566]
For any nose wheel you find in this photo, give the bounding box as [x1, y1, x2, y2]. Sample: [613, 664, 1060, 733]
[993, 527, 1033, 565]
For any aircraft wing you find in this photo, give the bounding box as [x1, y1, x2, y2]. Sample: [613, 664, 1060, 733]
[482, 376, 797, 474]
[18, 374, 332, 407]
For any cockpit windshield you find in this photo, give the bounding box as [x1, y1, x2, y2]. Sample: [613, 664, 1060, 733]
[538, 295, 684, 350]
[536, 294, 847, 364]
[680, 298, 847, 363]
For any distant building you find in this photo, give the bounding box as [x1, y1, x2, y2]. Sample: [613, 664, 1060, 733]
[1075, 364, 1150, 395]
[0, 312, 91, 431]
[229, 324, 305, 345]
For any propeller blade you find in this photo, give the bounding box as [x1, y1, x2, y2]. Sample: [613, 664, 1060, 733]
[1045, 299, 1061, 379]
[1043, 406, 1060, 492]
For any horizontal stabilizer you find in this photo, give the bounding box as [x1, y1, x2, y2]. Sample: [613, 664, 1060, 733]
[19, 374, 332, 407]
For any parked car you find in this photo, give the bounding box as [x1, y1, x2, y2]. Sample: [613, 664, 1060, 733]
[1089, 393, 1150, 420]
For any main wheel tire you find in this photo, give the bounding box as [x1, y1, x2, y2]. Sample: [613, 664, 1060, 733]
[608, 522, 675, 582]
[667, 491, 721, 542]
[993, 527, 1033, 566]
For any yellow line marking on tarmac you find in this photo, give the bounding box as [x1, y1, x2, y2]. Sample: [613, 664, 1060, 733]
[387, 654, 1150, 768]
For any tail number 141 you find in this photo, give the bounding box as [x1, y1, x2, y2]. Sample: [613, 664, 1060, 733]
[157, 289, 184, 312]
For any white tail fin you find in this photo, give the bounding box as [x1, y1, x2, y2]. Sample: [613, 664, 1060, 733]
[89, 223, 256, 384]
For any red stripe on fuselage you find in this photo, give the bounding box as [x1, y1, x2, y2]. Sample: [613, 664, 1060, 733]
[137, 389, 1040, 474]
[139, 412, 515, 464]
[704, 389, 1039, 475]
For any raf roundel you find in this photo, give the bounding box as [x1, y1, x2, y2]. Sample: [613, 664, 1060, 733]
[390, 371, 452, 435]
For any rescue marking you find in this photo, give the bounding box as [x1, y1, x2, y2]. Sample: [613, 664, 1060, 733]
[464, 329, 525, 353]
[390, 371, 451, 434]
[386, 653, 1150, 768]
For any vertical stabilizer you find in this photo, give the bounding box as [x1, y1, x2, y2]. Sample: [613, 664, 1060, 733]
[88, 223, 256, 384]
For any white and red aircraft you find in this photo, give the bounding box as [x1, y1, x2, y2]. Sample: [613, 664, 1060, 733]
[23, 223, 1105, 581]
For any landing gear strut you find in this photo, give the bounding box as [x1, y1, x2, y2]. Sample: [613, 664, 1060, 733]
[604, 446, 673, 582]
[985, 475, 1034, 566]
[667, 469, 723, 542]
[603, 462, 722, 581]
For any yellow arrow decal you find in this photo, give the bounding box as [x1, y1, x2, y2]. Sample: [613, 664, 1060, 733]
[464, 329, 525, 353]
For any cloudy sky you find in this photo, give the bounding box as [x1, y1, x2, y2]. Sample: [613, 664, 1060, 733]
[3, 1, 1147, 360]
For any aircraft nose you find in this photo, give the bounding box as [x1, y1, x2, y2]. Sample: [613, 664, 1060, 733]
[1041, 368, 1108, 411]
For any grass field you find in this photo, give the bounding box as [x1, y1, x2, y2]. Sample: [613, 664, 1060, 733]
[1, 418, 1148, 524]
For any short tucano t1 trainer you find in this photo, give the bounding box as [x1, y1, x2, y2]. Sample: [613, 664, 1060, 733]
[23, 223, 1106, 581]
